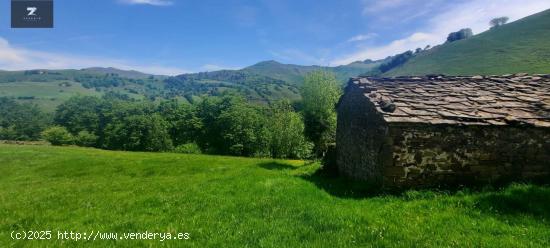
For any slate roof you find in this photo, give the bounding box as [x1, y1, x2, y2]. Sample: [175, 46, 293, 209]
[351, 74, 550, 127]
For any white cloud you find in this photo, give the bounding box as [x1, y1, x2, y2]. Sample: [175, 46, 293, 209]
[118, 0, 173, 6]
[332, 0, 550, 65]
[0, 37, 188, 75]
[347, 33, 378, 42]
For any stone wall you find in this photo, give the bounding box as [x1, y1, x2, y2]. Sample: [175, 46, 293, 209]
[336, 82, 391, 186]
[336, 80, 550, 189]
[383, 124, 550, 188]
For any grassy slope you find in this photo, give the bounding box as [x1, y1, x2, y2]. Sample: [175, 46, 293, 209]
[386, 9, 550, 76]
[1, 144, 549, 247]
[0, 70, 157, 111]
[0, 81, 102, 112]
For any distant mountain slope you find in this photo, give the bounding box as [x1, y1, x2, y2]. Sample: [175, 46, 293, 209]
[0, 59, 380, 110]
[165, 60, 382, 103]
[243, 60, 382, 84]
[242, 60, 322, 85]
[81, 67, 159, 79]
[0, 70, 163, 111]
[165, 69, 301, 104]
[385, 9, 550, 76]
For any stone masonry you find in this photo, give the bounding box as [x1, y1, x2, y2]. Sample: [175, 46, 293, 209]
[336, 74, 550, 188]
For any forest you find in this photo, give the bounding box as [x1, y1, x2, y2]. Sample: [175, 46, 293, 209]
[0, 71, 340, 160]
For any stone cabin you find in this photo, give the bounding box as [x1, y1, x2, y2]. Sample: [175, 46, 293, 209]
[336, 74, 550, 188]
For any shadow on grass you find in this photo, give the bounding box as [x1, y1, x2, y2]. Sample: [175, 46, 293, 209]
[475, 184, 550, 221]
[258, 162, 298, 171]
[299, 166, 550, 208]
[299, 169, 382, 199]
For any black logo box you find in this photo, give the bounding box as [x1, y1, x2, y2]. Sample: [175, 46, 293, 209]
[11, 0, 54, 28]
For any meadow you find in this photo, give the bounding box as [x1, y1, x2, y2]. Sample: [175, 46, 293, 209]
[1, 144, 549, 247]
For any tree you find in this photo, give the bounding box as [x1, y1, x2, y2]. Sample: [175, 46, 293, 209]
[268, 101, 312, 159]
[446, 28, 473, 42]
[103, 114, 173, 152]
[193, 96, 232, 153]
[157, 100, 201, 146]
[41, 126, 73, 146]
[54, 96, 103, 134]
[0, 97, 49, 140]
[301, 71, 341, 156]
[217, 101, 269, 157]
[490, 17, 509, 28]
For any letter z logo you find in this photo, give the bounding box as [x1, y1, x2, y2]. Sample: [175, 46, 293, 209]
[11, 0, 53, 28]
[27, 7, 37, 16]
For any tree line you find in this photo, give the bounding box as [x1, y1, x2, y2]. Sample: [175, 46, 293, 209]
[1, 71, 340, 160]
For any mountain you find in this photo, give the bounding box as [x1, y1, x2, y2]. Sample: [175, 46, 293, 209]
[163, 60, 383, 104]
[242, 60, 322, 85]
[0, 60, 378, 110]
[81, 67, 160, 79]
[164, 69, 301, 104]
[243, 60, 383, 84]
[384, 9, 550, 76]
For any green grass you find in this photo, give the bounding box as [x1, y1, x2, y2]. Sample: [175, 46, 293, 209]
[0, 81, 101, 112]
[1, 144, 549, 247]
[386, 9, 550, 76]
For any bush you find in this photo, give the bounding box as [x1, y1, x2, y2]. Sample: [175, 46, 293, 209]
[41, 126, 73, 146]
[74, 131, 98, 147]
[446, 28, 473, 43]
[174, 143, 202, 154]
[302, 71, 340, 156]
[269, 101, 312, 159]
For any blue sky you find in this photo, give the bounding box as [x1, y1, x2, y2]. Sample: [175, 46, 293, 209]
[1, 0, 549, 75]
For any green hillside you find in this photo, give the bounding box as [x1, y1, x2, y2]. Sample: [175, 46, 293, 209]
[1, 144, 549, 247]
[0, 70, 163, 111]
[243, 60, 382, 84]
[164, 69, 302, 104]
[81, 67, 162, 79]
[165, 60, 380, 104]
[385, 9, 550, 76]
[0, 60, 377, 111]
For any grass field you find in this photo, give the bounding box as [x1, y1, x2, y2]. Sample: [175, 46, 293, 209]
[0, 80, 145, 112]
[1, 144, 549, 247]
[0, 81, 101, 112]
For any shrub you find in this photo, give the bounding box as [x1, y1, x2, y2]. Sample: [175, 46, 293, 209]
[41, 126, 73, 146]
[74, 131, 98, 147]
[302, 71, 340, 156]
[446, 28, 473, 43]
[174, 143, 202, 154]
[269, 101, 312, 159]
